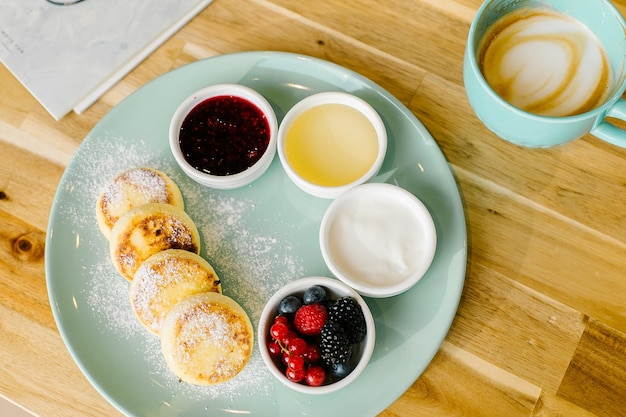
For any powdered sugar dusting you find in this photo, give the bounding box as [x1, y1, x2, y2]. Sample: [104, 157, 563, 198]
[56, 132, 308, 403]
[131, 251, 221, 333]
[105, 168, 170, 204]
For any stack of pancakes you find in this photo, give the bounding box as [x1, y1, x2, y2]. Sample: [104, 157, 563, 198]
[96, 167, 253, 385]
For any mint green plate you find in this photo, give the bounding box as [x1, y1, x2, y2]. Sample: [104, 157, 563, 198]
[45, 51, 466, 417]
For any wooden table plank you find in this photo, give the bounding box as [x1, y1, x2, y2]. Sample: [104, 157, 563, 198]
[0, 304, 117, 417]
[381, 341, 541, 417]
[558, 319, 626, 417]
[446, 263, 585, 394]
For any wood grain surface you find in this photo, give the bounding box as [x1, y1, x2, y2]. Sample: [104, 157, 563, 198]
[2, 0, 626, 416]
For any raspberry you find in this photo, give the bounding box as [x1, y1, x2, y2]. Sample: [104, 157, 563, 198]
[327, 297, 366, 344]
[294, 303, 327, 336]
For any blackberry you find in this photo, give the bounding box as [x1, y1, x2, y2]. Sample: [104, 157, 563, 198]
[319, 321, 352, 365]
[327, 297, 366, 344]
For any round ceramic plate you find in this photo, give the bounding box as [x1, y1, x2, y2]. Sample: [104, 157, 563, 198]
[45, 51, 467, 417]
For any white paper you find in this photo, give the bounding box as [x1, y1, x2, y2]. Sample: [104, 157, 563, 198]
[0, 0, 214, 120]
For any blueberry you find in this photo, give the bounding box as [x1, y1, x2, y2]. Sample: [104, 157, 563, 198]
[330, 361, 352, 379]
[277, 295, 302, 316]
[303, 285, 328, 305]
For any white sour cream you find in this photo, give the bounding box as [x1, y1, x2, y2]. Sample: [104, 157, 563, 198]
[320, 183, 437, 297]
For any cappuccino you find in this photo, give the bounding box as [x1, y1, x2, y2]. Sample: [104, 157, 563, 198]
[478, 7, 611, 117]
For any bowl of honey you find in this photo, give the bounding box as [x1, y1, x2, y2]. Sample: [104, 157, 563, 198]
[277, 92, 387, 199]
[169, 83, 278, 190]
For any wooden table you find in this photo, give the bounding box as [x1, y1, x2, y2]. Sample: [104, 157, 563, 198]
[2, 0, 626, 416]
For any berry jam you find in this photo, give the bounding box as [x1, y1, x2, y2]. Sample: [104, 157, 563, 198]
[179, 95, 270, 176]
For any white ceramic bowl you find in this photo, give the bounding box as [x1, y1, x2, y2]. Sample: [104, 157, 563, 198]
[319, 183, 437, 298]
[169, 83, 278, 190]
[277, 91, 387, 199]
[258, 276, 375, 395]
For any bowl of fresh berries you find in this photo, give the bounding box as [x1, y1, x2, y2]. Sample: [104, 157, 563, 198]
[258, 276, 375, 394]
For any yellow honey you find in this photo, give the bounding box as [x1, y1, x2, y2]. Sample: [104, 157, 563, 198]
[284, 103, 379, 187]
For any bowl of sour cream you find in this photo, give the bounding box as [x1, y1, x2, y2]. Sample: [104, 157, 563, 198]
[319, 183, 437, 298]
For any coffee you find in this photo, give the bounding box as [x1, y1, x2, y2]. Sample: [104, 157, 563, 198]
[477, 7, 611, 117]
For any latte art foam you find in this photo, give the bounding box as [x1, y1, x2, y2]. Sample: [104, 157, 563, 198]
[478, 8, 611, 117]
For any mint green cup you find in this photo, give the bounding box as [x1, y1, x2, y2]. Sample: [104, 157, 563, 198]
[463, 0, 626, 148]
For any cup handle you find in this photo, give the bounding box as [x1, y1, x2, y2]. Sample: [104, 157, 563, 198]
[592, 98, 626, 147]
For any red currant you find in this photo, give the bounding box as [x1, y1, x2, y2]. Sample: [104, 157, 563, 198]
[286, 367, 306, 383]
[270, 322, 288, 341]
[303, 344, 320, 363]
[305, 365, 326, 386]
[268, 341, 281, 357]
[288, 337, 307, 356]
[274, 315, 289, 326]
[287, 355, 305, 371]
[282, 330, 297, 345]
[281, 351, 291, 367]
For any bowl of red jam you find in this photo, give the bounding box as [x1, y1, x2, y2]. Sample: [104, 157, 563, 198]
[169, 83, 278, 189]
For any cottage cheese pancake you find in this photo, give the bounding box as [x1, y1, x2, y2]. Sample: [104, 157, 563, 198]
[478, 8, 611, 117]
[96, 167, 185, 239]
[160, 292, 254, 385]
[109, 203, 200, 281]
[130, 249, 222, 335]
